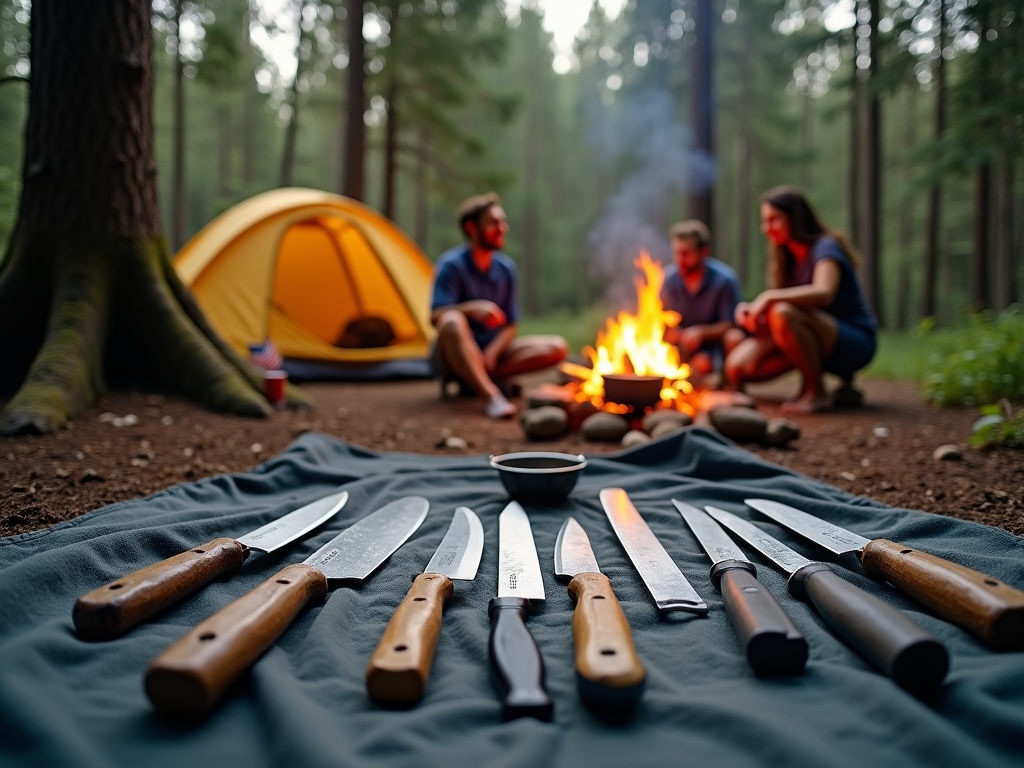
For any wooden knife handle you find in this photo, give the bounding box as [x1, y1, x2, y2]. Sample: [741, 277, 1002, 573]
[365, 573, 454, 705]
[567, 572, 645, 707]
[73, 538, 248, 640]
[790, 563, 948, 692]
[145, 563, 327, 716]
[710, 560, 808, 677]
[488, 597, 553, 722]
[861, 538, 1024, 651]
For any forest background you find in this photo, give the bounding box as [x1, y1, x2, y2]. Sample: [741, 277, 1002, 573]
[1, 0, 1020, 371]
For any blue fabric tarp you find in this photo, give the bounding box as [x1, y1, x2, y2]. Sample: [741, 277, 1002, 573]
[1, 428, 1021, 768]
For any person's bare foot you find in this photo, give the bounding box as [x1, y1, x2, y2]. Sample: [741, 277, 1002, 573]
[781, 393, 832, 415]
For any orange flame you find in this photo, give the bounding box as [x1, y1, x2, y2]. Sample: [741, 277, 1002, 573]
[562, 252, 695, 414]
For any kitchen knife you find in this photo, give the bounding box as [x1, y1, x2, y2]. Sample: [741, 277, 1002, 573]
[554, 517, 646, 707]
[599, 488, 708, 614]
[705, 505, 948, 692]
[746, 498, 1024, 651]
[673, 501, 807, 676]
[74, 490, 350, 640]
[489, 501, 553, 721]
[366, 506, 484, 705]
[145, 495, 428, 716]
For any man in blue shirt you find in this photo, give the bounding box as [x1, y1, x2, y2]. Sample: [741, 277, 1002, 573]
[660, 220, 745, 379]
[431, 193, 568, 418]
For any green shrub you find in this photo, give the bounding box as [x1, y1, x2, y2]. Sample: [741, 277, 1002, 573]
[971, 400, 1024, 449]
[921, 309, 1024, 407]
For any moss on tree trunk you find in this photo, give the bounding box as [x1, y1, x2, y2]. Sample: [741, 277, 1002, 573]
[0, 0, 308, 436]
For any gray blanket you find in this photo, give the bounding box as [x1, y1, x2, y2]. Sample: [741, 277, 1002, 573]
[1, 428, 1021, 768]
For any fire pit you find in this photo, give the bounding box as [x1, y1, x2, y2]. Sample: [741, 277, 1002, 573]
[601, 374, 666, 412]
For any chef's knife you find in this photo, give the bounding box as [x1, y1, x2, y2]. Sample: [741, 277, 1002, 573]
[705, 505, 948, 691]
[599, 488, 708, 614]
[74, 490, 350, 640]
[673, 501, 807, 676]
[554, 517, 646, 707]
[746, 498, 1024, 651]
[145, 495, 428, 716]
[489, 501, 553, 721]
[366, 506, 484, 705]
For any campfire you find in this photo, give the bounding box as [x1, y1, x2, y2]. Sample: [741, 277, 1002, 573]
[561, 253, 697, 416]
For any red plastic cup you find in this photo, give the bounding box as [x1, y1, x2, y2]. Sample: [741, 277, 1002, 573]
[263, 370, 288, 410]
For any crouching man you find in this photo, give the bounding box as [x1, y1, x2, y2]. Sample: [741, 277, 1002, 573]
[660, 220, 746, 381]
[431, 193, 568, 419]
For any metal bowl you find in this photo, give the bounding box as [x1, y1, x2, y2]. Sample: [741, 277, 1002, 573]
[489, 452, 587, 506]
[602, 373, 665, 411]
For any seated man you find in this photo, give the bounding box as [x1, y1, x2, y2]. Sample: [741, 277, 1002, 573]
[660, 220, 745, 379]
[431, 193, 568, 419]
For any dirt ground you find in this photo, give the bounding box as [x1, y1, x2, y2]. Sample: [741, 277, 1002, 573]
[2, 374, 1022, 538]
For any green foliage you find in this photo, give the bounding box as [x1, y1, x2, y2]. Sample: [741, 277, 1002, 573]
[921, 309, 1024, 406]
[971, 400, 1024, 449]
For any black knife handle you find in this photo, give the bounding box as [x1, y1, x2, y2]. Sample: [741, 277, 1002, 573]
[488, 597, 553, 722]
[789, 563, 948, 692]
[710, 560, 808, 676]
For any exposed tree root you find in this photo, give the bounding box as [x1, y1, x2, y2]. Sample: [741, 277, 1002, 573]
[0, 234, 289, 436]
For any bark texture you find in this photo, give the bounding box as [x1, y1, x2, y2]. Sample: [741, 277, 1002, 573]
[0, 0, 303, 436]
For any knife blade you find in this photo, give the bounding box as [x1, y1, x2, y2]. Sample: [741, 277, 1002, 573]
[672, 501, 807, 676]
[145, 495, 429, 715]
[366, 507, 484, 705]
[599, 488, 708, 614]
[745, 498, 1024, 651]
[488, 501, 552, 721]
[73, 490, 350, 640]
[705, 505, 948, 691]
[554, 517, 646, 707]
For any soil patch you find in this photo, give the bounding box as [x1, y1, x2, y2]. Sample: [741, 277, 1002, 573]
[2, 376, 1021, 537]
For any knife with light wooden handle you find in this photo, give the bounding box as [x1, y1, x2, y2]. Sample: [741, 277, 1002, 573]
[555, 517, 646, 707]
[746, 498, 1024, 651]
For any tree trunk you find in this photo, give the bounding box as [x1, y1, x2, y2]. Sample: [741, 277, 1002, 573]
[280, 0, 308, 188]
[848, 79, 860, 245]
[971, 164, 990, 312]
[896, 87, 917, 330]
[171, 0, 186, 251]
[414, 130, 428, 248]
[858, 0, 882, 325]
[343, 0, 365, 201]
[993, 160, 1014, 309]
[242, 0, 254, 186]
[0, 0, 305, 436]
[736, 20, 754, 291]
[382, 79, 398, 219]
[799, 90, 813, 191]
[688, 0, 713, 226]
[522, 27, 540, 317]
[920, 0, 944, 318]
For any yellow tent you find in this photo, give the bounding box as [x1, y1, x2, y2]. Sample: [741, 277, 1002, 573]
[174, 188, 435, 378]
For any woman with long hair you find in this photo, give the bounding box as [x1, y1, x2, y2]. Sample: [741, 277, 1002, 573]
[725, 186, 878, 413]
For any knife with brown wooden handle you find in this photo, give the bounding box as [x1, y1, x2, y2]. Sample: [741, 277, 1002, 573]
[746, 498, 1024, 651]
[73, 491, 348, 640]
[554, 517, 646, 707]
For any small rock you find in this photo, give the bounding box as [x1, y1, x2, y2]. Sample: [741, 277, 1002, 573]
[641, 409, 693, 434]
[55, 468, 70, 478]
[441, 436, 468, 450]
[79, 469, 105, 483]
[710, 407, 768, 443]
[650, 420, 687, 439]
[524, 383, 574, 411]
[933, 444, 962, 461]
[621, 429, 651, 448]
[765, 418, 800, 446]
[99, 412, 116, 423]
[568, 401, 600, 431]
[520, 406, 569, 440]
[250, 443, 263, 454]
[873, 426, 890, 438]
[581, 412, 630, 442]
[860, 458, 870, 468]
[161, 415, 173, 425]
[840, 471, 857, 481]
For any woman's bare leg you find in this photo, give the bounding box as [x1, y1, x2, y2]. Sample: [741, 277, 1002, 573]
[725, 334, 793, 390]
[766, 302, 839, 414]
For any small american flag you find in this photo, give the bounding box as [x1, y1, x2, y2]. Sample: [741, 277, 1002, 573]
[249, 340, 283, 371]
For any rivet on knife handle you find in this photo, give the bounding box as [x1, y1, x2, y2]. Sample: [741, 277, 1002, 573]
[366, 573, 454, 705]
[488, 597, 553, 721]
[709, 560, 807, 676]
[145, 563, 327, 716]
[860, 539, 1024, 651]
[567, 572, 646, 706]
[789, 563, 949, 692]
[73, 539, 249, 640]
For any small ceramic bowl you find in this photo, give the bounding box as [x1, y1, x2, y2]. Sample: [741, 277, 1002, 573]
[489, 452, 587, 506]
